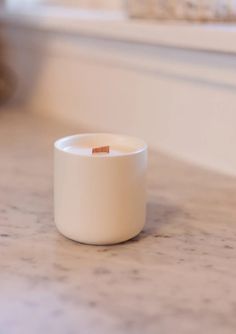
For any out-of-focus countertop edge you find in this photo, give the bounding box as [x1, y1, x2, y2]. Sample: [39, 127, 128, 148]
[1, 6, 236, 54]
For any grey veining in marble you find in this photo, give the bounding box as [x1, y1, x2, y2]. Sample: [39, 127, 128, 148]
[0, 108, 236, 334]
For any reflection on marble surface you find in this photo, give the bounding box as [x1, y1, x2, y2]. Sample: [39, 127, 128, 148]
[0, 109, 236, 334]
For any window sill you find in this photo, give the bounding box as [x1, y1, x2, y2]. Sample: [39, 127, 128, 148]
[1, 6, 236, 54]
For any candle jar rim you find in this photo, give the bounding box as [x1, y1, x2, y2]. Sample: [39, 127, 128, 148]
[54, 133, 147, 158]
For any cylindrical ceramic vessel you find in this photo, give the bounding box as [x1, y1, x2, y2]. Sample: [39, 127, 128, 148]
[54, 133, 147, 245]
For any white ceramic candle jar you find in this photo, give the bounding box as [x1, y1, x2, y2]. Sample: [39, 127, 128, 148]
[54, 133, 147, 245]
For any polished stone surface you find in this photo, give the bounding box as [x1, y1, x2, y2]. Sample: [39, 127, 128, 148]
[0, 109, 236, 334]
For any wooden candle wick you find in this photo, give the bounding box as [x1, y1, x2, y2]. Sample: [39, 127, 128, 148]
[92, 146, 110, 154]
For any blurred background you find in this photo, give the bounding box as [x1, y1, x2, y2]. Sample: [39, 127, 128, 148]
[1, 0, 236, 176]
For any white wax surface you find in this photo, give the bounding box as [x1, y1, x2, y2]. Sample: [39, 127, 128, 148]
[63, 146, 129, 156]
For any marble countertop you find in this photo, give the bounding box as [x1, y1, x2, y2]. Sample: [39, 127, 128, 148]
[0, 109, 236, 334]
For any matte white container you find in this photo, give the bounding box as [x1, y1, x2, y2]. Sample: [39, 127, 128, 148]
[54, 133, 147, 245]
